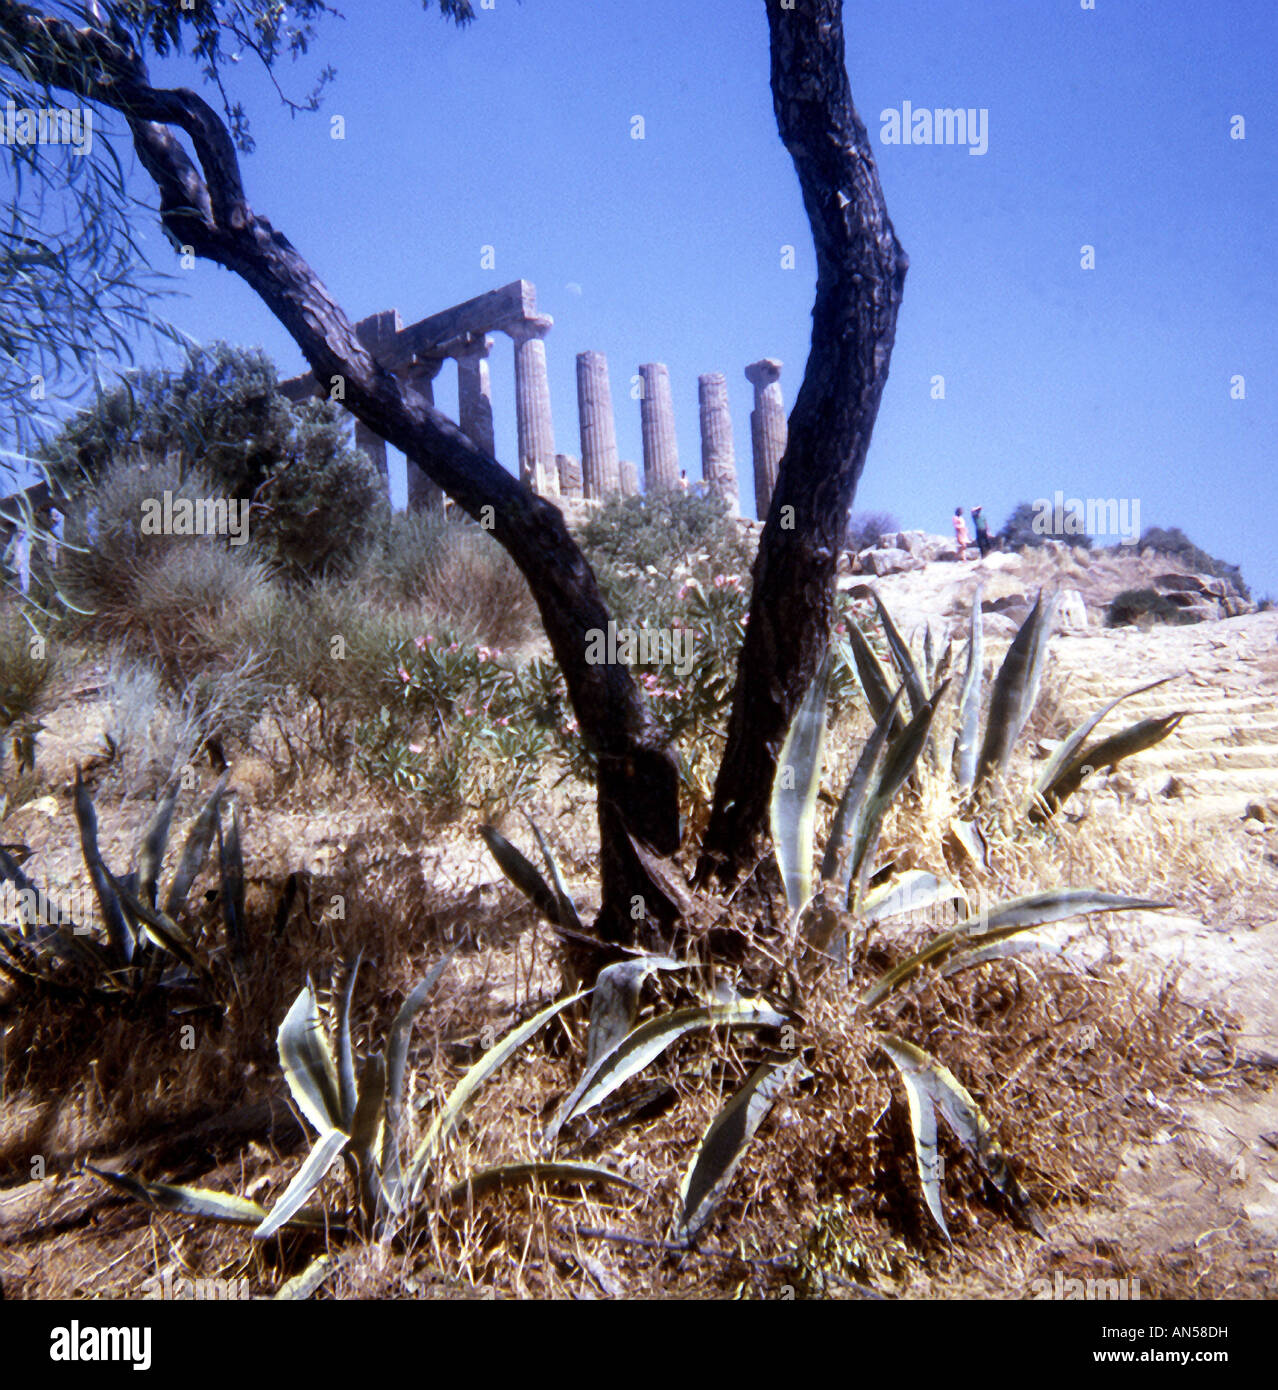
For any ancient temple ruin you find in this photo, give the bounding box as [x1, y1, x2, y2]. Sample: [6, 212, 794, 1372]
[279, 279, 788, 519]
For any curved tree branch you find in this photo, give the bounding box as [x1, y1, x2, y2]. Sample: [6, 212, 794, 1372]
[696, 0, 908, 889]
[0, 0, 681, 941]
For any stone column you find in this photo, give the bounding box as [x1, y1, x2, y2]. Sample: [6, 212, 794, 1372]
[353, 422, 388, 483]
[506, 315, 556, 494]
[556, 453, 583, 498]
[455, 334, 495, 458]
[576, 351, 621, 500]
[353, 309, 402, 498]
[638, 362, 679, 492]
[403, 360, 446, 513]
[619, 459, 640, 498]
[745, 358, 787, 519]
[698, 372, 739, 513]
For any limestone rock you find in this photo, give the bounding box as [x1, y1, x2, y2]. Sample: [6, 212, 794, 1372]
[861, 546, 920, 577]
[1057, 588, 1089, 633]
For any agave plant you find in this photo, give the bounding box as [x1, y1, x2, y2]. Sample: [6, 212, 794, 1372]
[849, 586, 1187, 822]
[0, 772, 233, 1004]
[758, 647, 1169, 1241]
[91, 952, 634, 1251]
[487, 627, 1171, 1251]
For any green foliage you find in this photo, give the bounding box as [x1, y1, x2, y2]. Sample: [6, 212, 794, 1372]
[1106, 586, 1194, 629]
[1136, 527, 1249, 600]
[42, 343, 385, 582]
[364, 511, 538, 649]
[999, 500, 1091, 550]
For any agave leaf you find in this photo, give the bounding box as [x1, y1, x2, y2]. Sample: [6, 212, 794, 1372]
[1032, 713, 1186, 821]
[1031, 673, 1181, 815]
[277, 983, 344, 1136]
[554, 1000, 789, 1139]
[443, 1161, 638, 1206]
[73, 767, 133, 965]
[847, 683, 949, 905]
[877, 1037, 948, 1237]
[407, 989, 588, 1197]
[525, 815, 583, 933]
[336, 955, 362, 1132]
[479, 824, 558, 923]
[878, 1034, 1044, 1238]
[136, 782, 180, 908]
[860, 870, 966, 926]
[105, 868, 209, 980]
[872, 591, 928, 713]
[940, 936, 1062, 978]
[381, 950, 456, 1196]
[975, 590, 1058, 787]
[0, 846, 100, 969]
[350, 1051, 388, 1222]
[676, 1056, 808, 1243]
[274, 1254, 335, 1301]
[819, 685, 906, 898]
[770, 652, 834, 914]
[586, 956, 684, 1072]
[860, 890, 1169, 1009]
[929, 632, 954, 694]
[255, 1127, 349, 1241]
[842, 622, 907, 741]
[87, 1165, 270, 1226]
[218, 799, 246, 962]
[953, 586, 984, 789]
[164, 772, 230, 919]
[945, 817, 988, 872]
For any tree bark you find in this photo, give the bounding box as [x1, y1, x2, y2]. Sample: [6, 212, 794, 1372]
[0, 0, 680, 940]
[696, 0, 908, 890]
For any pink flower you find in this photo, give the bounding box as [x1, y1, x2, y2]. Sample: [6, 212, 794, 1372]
[409, 743, 424, 754]
[414, 635, 430, 650]
[396, 664, 411, 683]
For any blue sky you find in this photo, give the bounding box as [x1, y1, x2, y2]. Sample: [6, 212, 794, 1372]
[42, 1, 1278, 593]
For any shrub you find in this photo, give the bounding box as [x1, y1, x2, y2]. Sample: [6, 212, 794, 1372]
[250, 398, 389, 583]
[58, 455, 272, 685]
[999, 500, 1092, 550]
[0, 602, 54, 772]
[1106, 587, 1195, 629]
[41, 343, 387, 583]
[364, 512, 538, 650]
[844, 510, 899, 552]
[1137, 526, 1250, 600]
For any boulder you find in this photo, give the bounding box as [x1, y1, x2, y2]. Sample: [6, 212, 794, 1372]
[981, 613, 1020, 639]
[977, 551, 1023, 572]
[861, 546, 920, 577]
[1056, 588, 1090, 633]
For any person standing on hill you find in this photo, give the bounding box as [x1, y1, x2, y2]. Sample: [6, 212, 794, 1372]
[971, 505, 991, 558]
[953, 506, 971, 560]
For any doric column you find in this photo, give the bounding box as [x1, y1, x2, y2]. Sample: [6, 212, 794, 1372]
[403, 360, 446, 513]
[454, 334, 495, 458]
[556, 453, 583, 498]
[353, 309, 402, 498]
[506, 315, 556, 494]
[638, 362, 679, 492]
[353, 422, 388, 482]
[698, 372, 739, 513]
[576, 351, 621, 500]
[619, 459, 640, 498]
[745, 358, 786, 519]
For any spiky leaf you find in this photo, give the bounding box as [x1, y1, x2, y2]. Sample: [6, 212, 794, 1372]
[872, 591, 928, 714]
[73, 767, 133, 965]
[771, 652, 834, 914]
[277, 983, 343, 1136]
[407, 989, 588, 1197]
[479, 824, 558, 922]
[164, 773, 229, 918]
[443, 1161, 638, 1206]
[878, 1034, 1044, 1238]
[1032, 713, 1185, 821]
[255, 1128, 349, 1241]
[975, 591, 1058, 787]
[860, 870, 966, 926]
[953, 586, 984, 789]
[676, 1056, 808, 1242]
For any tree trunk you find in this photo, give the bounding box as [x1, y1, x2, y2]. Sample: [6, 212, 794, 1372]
[695, 0, 908, 891]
